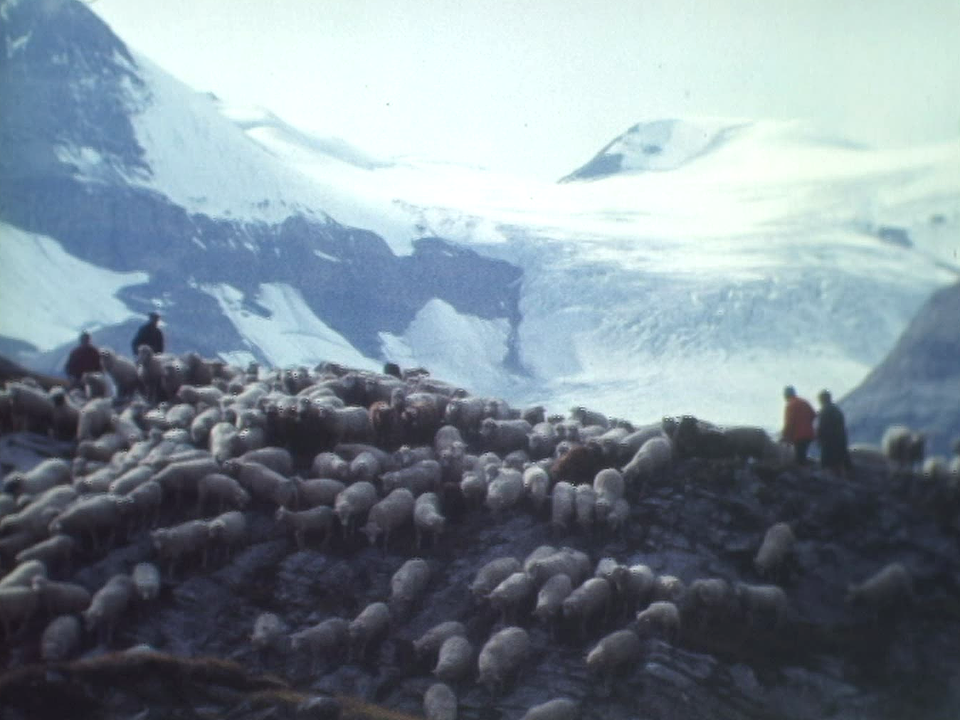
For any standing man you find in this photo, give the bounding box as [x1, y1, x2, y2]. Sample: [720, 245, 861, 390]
[816, 390, 852, 476]
[65, 331, 102, 386]
[781, 385, 816, 465]
[131, 311, 164, 356]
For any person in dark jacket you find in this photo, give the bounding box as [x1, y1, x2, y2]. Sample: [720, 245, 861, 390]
[781, 385, 816, 465]
[65, 331, 102, 385]
[816, 389, 852, 476]
[131, 312, 164, 356]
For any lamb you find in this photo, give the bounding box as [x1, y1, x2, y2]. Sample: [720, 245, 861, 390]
[424, 682, 458, 720]
[276, 506, 335, 550]
[470, 556, 522, 600]
[477, 626, 531, 693]
[0, 585, 38, 637]
[433, 634, 474, 682]
[533, 572, 574, 624]
[522, 465, 551, 514]
[0, 559, 47, 589]
[479, 418, 533, 455]
[586, 628, 642, 681]
[40, 614, 81, 662]
[754, 522, 796, 579]
[734, 582, 789, 629]
[151, 519, 211, 575]
[14, 534, 75, 571]
[485, 468, 525, 514]
[413, 620, 467, 664]
[349, 601, 391, 662]
[390, 557, 431, 612]
[232, 460, 298, 508]
[333, 481, 379, 539]
[296, 477, 345, 509]
[76, 397, 113, 441]
[621, 435, 673, 488]
[414, 491, 446, 548]
[562, 577, 612, 636]
[208, 421, 243, 463]
[489, 571, 537, 623]
[634, 600, 681, 643]
[593, 468, 625, 521]
[290, 616, 349, 672]
[48, 494, 122, 550]
[520, 698, 580, 720]
[251, 611, 289, 654]
[882, 425, 926, 470]
[132, 561, 161, 602]
[82, 573, 134, 643]
[574, 484, 597, 534]
[846, 562, 914, 610]
[197, 473, 250, 514]
[3, 458, 71, 496]
[550, 481, 577, 535]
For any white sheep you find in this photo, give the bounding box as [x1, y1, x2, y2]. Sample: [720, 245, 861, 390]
[684, 577, 737, 627]
[424, 682, 458, 720]
[734, 582, 790, 629]
[76, 397, 113, 441]
[233, 460, 298, 508]
[485, 468, 525, 514]
[276, 506, 335, 550]
[550, 481, 577, 535]
[390, 557, 431, 611]
[489, 571, 536, 623]
[593, 468, 625, 520]
[882, 425, 925, 470]
[754, 522, 796, 578]
[31, 576, 91, 615]
[190, 406, 223, 446]
[586, 628, 642, 680]
[151, 519, 210, 575]
[634, 600, 681, 643]
[570, 406, 609, 429]
[310, 452, 350, 481]
[295, 478, 345, 510]
[846, 562, 914, 610]
[433, 634, 474, 682]
[527, 547, 592, 588]
[363, 487, 416, 550]
[251, 611, 289, 654]
[3, 458, 71, 496]
[459, 471, 487, 508]
[48, 493, 122, 550]
[527, 422, 560, 459]
[117, 480, 163, 532]
[0, 558, 47, 589]
[7, 382, 54, 432]
[622, 434, 674, 488]
[534, 572, 574, 625]
[470, 556, 522, 600]
[477, 625, 531, 693]
[153, 456, 221, 506]
[381, 459, 443, 497]
[132, 561, 161, 602]
[208, 421, 243, 463]
[480, 418, 533, 455]
[349, 600, 391, 662]
[108, 466, 154, 496]
[413, 620, 467, 664]
[520, 698, 580, 720]
[334, 481, 379, 540]
[414, 491, 446, 549]
[290, 616, 349, 672]
[40, 614, 81, 662]
[206, 510, 248, 562]
[98, 348, 140, 399]
[176, 383, 224, 407]
[562, 577, 611, 636]
[14, 534, 76, 571]
[652, 574, 686, 606]
[620, 564, 656, 614]
[0, 585, 38, 637]
[522, 465, 551, 514]
[574, 484, 597, 535]
[197, 473, 250, 514]
[83, 573, 134, 643]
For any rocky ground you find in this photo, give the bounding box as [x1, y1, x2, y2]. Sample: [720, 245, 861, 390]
[2, 368, 960, 720]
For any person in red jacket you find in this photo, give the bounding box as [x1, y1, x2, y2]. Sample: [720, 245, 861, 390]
[781, 385, 816, 465]
[64, 331, 102, 386]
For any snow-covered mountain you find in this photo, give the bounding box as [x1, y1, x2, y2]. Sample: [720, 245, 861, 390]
[1, 0, 958, 439]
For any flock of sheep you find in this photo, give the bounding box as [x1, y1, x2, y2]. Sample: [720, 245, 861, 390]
[1, 348, 957, 720]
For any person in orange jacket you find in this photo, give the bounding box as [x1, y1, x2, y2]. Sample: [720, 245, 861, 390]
[781, 385, 816, 465]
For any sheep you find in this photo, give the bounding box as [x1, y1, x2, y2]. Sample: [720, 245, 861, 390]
[413, 620, 467, 665]
[276, 506, 335, 550]
[618, 424, 667, 460]
[82, 573, 134, 643]
[30, 576, 90, 617]
[48, 388, 81, 440]
[349, 601, 391, 662]
[176, 383, 224, 407]
[0, 558, 47, 589]
[574, 484, 597, 535]
[132, 562, 161, 602]
[522, 465, 551, 514]
[194, 472, 249, 515]
[846, 562, 914, 611]
[619, 564, 656, 615]
[208, 421, 243, 463]
[296, 477, 345, 510]
[734, 582, 790, 630]
[206, 510, 248, 562]
[754, 522, 796, 579]
[684, 577, 737, 628]
[7, 382, 55, 432]
[527, 547, 592, 588]
[433, 634, 474, 682]
[480, 418, 532, 455]
[593, 468, 625, 521]
[562, 577, 612, 637]
[290, 616, 349, 672]
[309, 452, 351, 481]
[14, 534, 75, 571]
[459, 471, 487, 508]
[586, 628, 642, 684]
[634, 600, 681, 643]
[76, 397, 113, 441]
[117, 480, 162, 532]
[485, 468, 525, 514]
[153, 456, 221, 506]
[334, 481, 379, 540]
[78, 431, 129, 463]
[251, 611, 289, 655]
[587, 426, 630, 464]
[520, 698, 580, 720]
[550, 481, 576, 535]
[489, 571, 537, 623]
[551, 443, 604, 485]
[528, 422, 560, 459]
[40, 614, 82, 662]
[533, 572, 574, 624]
[477, 626, 531, 693]
[190, 406, 223, 446]
[3, 458, 71, 496]
[236, 446, 293, 477]
[424, 682, 458, 720]
[882, 425, 926, 471]
[390, 557, 431, 613]
[470, 556, 522, 600]
[108, 466, 154, 496]
[381, 459, 443, 496]
[652, 575, 686, 606]
[48, 493, 123, 551]
[0, 585, 38, 637]
[622, 436, 673, 488]
[151, 519, 210, 576]
[414, 491, 446, 549]
[604, 498, 631, 536]
[399, 394, 447, 446]
[232, 460, 298, 508]
[317, 405, 374, 445]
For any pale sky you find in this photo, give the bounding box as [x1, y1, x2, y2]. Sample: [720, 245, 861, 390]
[89, 0, 960, 180]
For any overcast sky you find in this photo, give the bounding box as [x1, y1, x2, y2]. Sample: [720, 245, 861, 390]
[90, 0, 960, 180]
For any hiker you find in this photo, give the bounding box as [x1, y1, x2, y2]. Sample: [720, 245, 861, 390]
[131, 311, 164, 356]
[781, 385, 816, 465]
[65, 331, 102, 386]
[816, 390, 852, 476]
